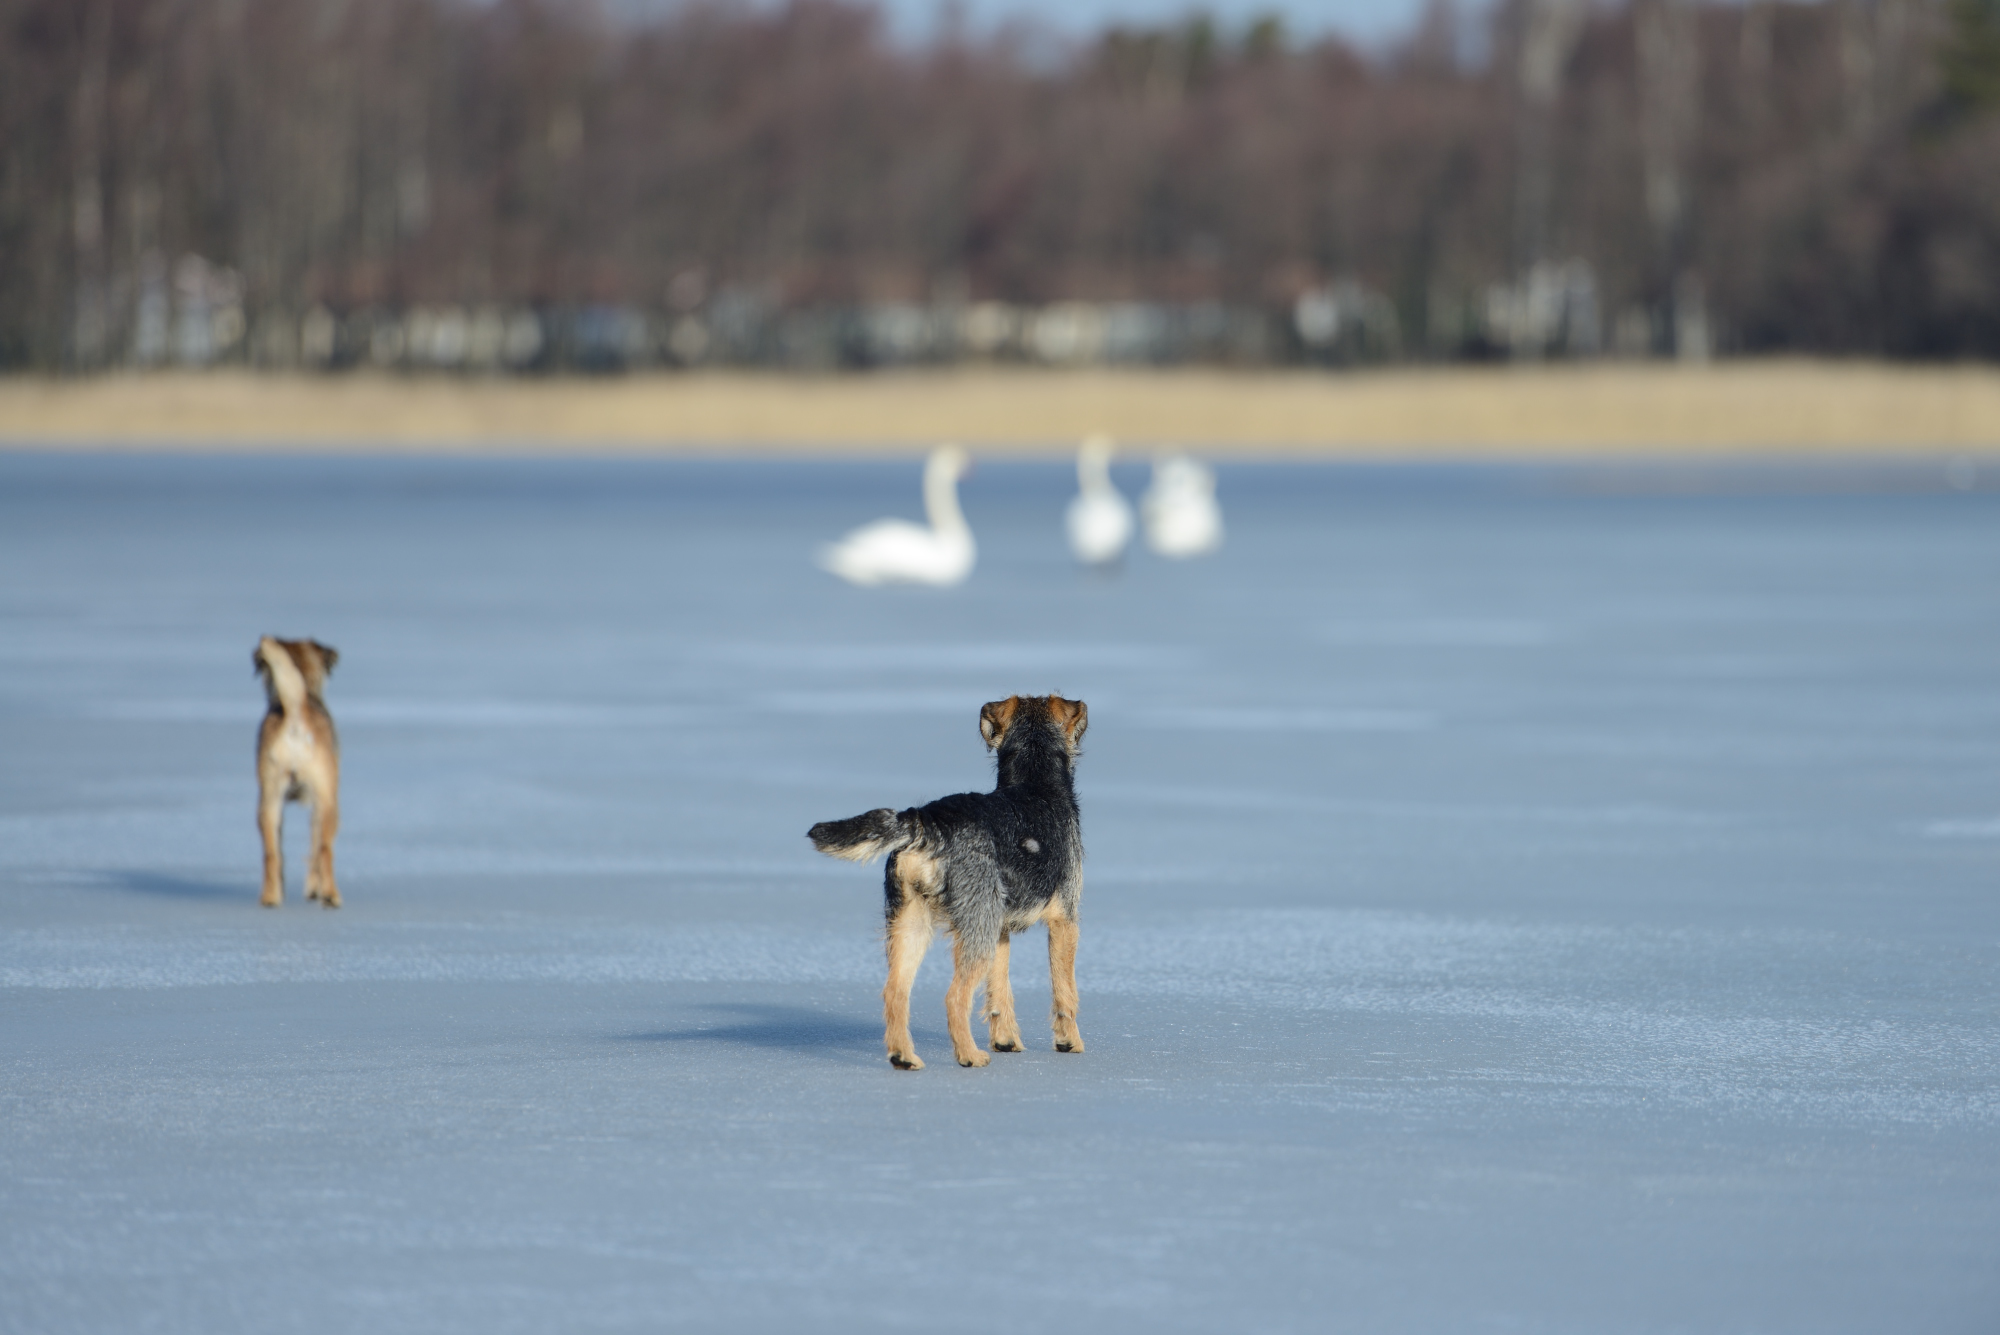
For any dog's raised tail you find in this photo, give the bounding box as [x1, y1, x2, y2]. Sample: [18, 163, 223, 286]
[808, 808, 913, 863]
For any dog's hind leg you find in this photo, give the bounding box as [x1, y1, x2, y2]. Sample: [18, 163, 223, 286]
[257, 776, 285, 908]
[305, 790, 341, 909]
[1047, 912, 1084, 1053]
[882, 898, 932, 1070]
[986, 931, 1023, 1052]
[945, 935, 992, 1067]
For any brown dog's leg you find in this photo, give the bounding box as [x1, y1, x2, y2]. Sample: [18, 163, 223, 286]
[306, 792, 341, 909]
[882, 900, 932, 1069]
[946, 936, 992, 1067]
[1048, 913, 1084, 1053]
[258, 779, 285, 908]
[986, 931, 1023, 1052]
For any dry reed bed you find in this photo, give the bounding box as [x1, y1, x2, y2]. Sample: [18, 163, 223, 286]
[2, 361, 1997, 456]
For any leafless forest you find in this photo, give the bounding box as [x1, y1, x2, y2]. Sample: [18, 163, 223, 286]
[4, 0, 1999, 371]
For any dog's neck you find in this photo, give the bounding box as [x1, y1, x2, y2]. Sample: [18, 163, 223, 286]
[994, 734, 1073, 791]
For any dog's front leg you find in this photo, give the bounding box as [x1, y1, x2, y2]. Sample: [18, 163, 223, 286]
[1047, 913, 1084, 1053]
[257, 778, 285, 908]
[986, 931, 1023, 1051]
[945, 936, 992, 1067]
[305, 789, 341, 909]
[882, 900, 932, 1069]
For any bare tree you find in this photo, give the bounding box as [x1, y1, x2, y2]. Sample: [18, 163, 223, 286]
[1, 0, 1997, 368]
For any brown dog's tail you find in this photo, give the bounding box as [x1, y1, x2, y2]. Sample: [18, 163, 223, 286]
[807, 808, 915, 863]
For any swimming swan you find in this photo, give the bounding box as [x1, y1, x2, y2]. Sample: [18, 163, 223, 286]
[1065, 434, 1135, 567]
[818, 444, 976, 586]
[1141, 455, 1223, 557]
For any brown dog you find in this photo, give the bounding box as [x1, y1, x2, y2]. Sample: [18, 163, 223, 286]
[253, 636, 342, 908]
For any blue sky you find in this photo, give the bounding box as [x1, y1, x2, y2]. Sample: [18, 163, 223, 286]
[875, 0, 1434, 47]
[605, 1, 1441, 51]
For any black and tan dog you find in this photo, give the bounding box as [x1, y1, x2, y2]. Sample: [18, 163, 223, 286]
[809, 694, 1087, 1069]
[253, 636, 342, 909]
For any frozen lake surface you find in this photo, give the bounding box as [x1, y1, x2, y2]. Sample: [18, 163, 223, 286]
[3, 453, 1997, 1333]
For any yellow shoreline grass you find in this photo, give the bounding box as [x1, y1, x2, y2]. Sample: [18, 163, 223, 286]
[1, 360, 1997, 456]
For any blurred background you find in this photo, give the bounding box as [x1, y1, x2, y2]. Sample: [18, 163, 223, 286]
[6, 0, 2000, 376]
[8, 6, 2000, 1328]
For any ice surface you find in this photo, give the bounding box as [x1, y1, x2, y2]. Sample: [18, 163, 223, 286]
[2, 454, 1997, 1333]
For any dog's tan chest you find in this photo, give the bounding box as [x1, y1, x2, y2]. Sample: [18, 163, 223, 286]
[267, 714, 323, 776]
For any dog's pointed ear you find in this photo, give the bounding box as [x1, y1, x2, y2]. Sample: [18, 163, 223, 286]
[1050, 695, 1088, 746]
[979, 696, 1021, 750]
[313, 642, 339, 674]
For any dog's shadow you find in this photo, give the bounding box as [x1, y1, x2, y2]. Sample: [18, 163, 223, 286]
[625, 1002, 934, 1058]
[94, 870, 249, 901]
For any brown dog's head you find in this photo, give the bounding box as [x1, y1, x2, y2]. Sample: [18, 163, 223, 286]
[254, 636, 339, 706]
[979, 694, 1087, 758]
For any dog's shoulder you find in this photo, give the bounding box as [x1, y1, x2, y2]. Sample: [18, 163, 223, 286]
[302, 696, 340, 749]
[993, 768, 1078, 817]
[258, 695, 340, 768]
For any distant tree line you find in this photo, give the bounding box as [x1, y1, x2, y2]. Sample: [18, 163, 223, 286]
[4, 0, 2000, 370]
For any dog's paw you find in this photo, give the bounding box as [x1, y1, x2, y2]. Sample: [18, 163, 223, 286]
[1054, 1037, 1084, 1053]
[320, 895, 342, 909]
[260, 889, 282, 908]
[990, 1039, 1023, 1053]
[956, 1050, 991, 1068]
[888, 1051, 924, 1070]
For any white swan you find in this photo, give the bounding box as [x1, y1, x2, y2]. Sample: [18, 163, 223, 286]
[1141, 455, 1223, 558]
[1065, 434, 1135, 567]
[818, 444, 976, 586]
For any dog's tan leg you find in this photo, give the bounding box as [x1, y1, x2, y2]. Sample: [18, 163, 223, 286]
[306, 790, 341, 909]
[986, 931, 1023, 1052]
[303, 789, 320, 903]
[1048, 912, 1084, 1053]
[882, 899, 932, 1070]
[257, 778, 285, 908]
[946, 936, 991, 1067]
